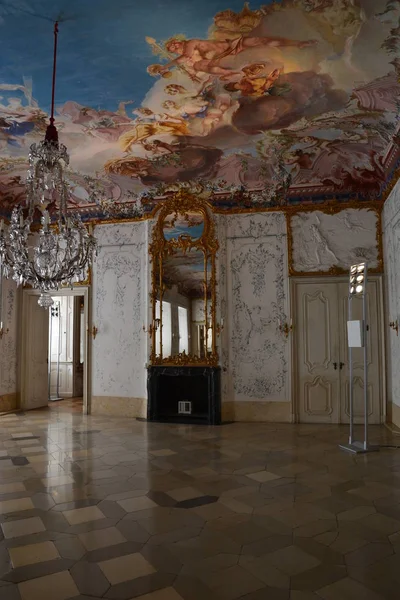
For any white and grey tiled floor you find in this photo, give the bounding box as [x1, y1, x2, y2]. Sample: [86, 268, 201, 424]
[1, 406, 400, 599]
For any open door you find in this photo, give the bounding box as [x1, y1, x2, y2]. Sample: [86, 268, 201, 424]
[21, 292, 50, 410]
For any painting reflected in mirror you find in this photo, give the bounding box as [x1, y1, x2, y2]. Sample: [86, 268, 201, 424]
[150, 192, 218, 366]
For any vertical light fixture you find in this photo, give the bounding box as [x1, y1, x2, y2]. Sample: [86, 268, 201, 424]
[339, 262, 378, 454]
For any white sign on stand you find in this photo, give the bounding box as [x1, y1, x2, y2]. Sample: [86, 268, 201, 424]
[347, 320, 364, 348]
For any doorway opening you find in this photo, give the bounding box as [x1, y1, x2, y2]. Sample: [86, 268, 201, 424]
[290, 276, 385, 424]
[48, 295, 85, 413]
[21, 288, 90, 414]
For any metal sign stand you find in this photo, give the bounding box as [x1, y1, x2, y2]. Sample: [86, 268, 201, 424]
[339, 263, 379, 454]
[48, 301, 63, 402]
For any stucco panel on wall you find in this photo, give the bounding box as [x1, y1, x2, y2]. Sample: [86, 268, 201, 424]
[383, 181, 400, 414]
[227, 213, 286, 239]
[225, 213, 289, 405]
[0, 279, 19, 397]
[290, 208, 379, 273]
[92, 222, 147, 399]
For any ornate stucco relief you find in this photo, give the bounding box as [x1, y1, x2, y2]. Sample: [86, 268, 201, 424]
[215, 215, 229, 403]
[383, 181, 400, 409]
[0, 279, 19, 396]
[225, 213, 289, 403]
[290, 208, 380, 273]
[227, 212, 286, 239]
[92, 222, 147, 399]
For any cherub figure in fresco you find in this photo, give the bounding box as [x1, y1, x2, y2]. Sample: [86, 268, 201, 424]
[131, 107, 154, 121]
[150, 34, 317, 81]
[224, 65, 282, 97]
[200, 93, 236, 135]
[140, 139, 181, 155]
[210, 3, 264, 41]
[161, 98, 209, 120]
[132, 106, 185, 125]
[285, 147, 318, 179]
[165, 84, 188, 96]
[119, 121, 189, 152]
[160, 93, 234, 135]
[120, 107, 189, 152]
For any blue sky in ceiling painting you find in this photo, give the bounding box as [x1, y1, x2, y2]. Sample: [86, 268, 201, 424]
[0, 0, 260, 112]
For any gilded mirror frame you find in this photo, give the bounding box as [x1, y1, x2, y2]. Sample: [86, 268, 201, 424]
[149, 190, 219, 366]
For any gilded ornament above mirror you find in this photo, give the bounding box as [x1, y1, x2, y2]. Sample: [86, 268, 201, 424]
[149, 191, 218, 366]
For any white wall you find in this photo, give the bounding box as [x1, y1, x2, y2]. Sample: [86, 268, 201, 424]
[220, 213, 291, 421]
[91, 221, 148, 416]
[383, 181, 400, 425]
[2, 203, 383, 421]
[0, 278, 19, 411]
[217, 207, 381, 422]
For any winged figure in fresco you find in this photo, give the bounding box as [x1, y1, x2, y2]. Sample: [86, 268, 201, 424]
[146, 34, 316, 83]
[224, 65, 283, 97]
[118, 107, 190, 152]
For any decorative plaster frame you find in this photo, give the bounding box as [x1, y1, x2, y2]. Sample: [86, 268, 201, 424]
[286, 201, 383, 277]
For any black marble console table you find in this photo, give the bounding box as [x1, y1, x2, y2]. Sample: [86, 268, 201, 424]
[147, 366, 221, 425]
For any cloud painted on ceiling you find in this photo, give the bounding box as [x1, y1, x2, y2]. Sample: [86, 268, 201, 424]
[0, 0, 399, 218]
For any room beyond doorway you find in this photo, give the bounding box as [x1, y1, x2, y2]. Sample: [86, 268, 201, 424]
[20, 287, 90, 415]
[48, 295, 84, 413]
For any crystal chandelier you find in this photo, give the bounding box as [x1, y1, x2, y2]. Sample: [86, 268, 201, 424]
[0, 22, 96, 309]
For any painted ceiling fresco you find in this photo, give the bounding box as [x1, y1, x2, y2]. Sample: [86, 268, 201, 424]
[0, 0, 399, 219]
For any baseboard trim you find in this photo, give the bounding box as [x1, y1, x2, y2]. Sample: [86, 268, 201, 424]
[388, 402, 400, 430]
[91, 396, 147, 418]
[222, 401, 291, 423]
[0, 393, 18, 413]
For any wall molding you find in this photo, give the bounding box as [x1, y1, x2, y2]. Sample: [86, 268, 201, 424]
[91, 396, 147, 418]
[222, 401, 292, 423]
[0, 393, 18, 413]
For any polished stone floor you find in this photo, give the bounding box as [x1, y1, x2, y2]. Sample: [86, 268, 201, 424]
[1, 409, 400, 600]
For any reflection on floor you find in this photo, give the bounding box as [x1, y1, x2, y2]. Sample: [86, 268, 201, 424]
[1, 412, 400, 600]
[48, 397, 83, 413]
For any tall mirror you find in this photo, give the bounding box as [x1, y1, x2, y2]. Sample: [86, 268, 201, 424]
[149, 192, 218, 366]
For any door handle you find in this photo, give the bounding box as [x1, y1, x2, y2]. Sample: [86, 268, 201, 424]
[333, 362, 338, 370]
[339, 362, 345, 370]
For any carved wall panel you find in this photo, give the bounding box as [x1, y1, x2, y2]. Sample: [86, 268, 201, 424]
[215, 215, 229, 404]
[288, 206, 381, 275]
[92, 222, 147, 399]
[383, 181, 400, 415]
[304, 377, 333, 417]
[225, 213, 289, 403]
[0, 278, 19, 396]
[303, 291, 331, 374]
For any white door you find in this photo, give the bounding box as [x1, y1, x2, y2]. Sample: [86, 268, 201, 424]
[296, 282, 340, 423]
[295, 278, 383, 424]
[22, 293, 50, 410]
